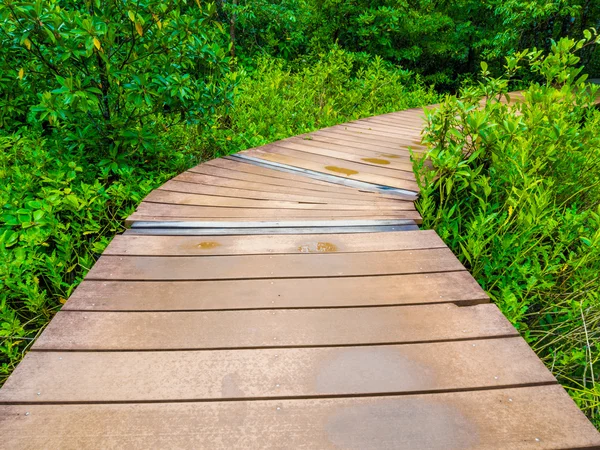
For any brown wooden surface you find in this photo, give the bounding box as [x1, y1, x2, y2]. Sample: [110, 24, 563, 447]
[2, 95, 598, 448]
[129, 203, 423, 221]
[0, 338, 553, 403]
[33, 304, 518, 351]
[62, 271, 488, 311]
[104, 230, 445, 255]
[2, 386, 599, 449]
[143, 190, 416, 210]
[86, 248, 462, 280]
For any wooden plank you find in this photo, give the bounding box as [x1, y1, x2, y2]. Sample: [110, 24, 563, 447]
[0, 338, 554, 403]
[229, 147, 415, 183]
[63, 271, 487, 311]
[124, 224, 421, 235]
[160, 180, 402, 205]
[32, 303, 517, 350]
[361, 116, 426, 130]
[237, 150, 420, 191]
[282, 136, 414, 160]
[357, 114, 426, 126]
[309, 129, 423, 151]
[312, 128, 422, 146]
[174, 171, 406, 202]
[299, 133, 424, 154]
[86, 248, 461, 281]
[104, 230, 445, 256]
[128, 204, 422, 221]
[260, 143, 416, 174]
[231, 155, 418, 197]
[3, 386, 599, 449]
[318, 127, 424, 146]
[350, 120, 424, 135]
[205, 157, 352, 189]
[143, 190, 416, 211]
[187, 163, 365, 194]
[335, 123, 422, 138]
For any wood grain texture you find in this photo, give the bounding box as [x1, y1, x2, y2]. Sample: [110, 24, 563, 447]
[238, 149, 420, 191]
[0, 338, 553, 402]
[281, 136, 413, 160]
[130, 203, 423, 220]
[63, 271, 488, 311]
[255, 143, 416, 175]
[143, 190, 416, 211]
[159, 180, 403, 205]
[86, 248, 461, 280]
[32, 304, 517, 350]
[2, 386, 599, 449]
[103, 230, 444, 256]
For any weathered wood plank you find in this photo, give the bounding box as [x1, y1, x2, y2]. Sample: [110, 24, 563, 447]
[173, 172, 407, 201]
[256, 143, 416, 175]
[131, 203, 422, 220]
[104, 230, 444, 256]
[281, 136, 413, 160]
[311, 128, 422, 147]
[63, 271, 487, 311]
[32, 304, 516, 350]
[308, 129, 423, 151]
[0, 338, 553, 403]
[2, 386, 599, 449]
[86, 248, 461, 281]
[188, 163, 363, 193]
[297, 133, 421, 154]
[238, 149, 420, 191]
[160, 180, 403, 205]
[143, 190, 416, 211]
[205, 157, 352, 188]
[230, 154, 418, 197]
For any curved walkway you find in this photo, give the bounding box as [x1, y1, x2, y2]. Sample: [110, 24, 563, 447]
[1, 98, 600, 448]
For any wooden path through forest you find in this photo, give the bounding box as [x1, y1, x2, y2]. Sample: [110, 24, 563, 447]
[1, 92, 600, 448]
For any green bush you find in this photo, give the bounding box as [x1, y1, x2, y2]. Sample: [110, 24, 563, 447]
[198, 48, 440, 157]
[414, 34, 600, 426]
[0, 0, 234, 155]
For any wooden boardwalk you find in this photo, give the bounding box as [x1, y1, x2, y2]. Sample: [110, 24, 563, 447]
[1, 99, 600, 449]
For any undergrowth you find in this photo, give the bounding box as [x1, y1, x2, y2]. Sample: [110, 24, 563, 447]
[414, 36, 600, 427]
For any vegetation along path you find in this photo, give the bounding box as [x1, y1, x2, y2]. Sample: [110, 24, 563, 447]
[1, 96, 600, 448]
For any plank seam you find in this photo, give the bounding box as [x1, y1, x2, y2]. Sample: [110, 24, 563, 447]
[0, 381, 558, 406]
[61, 299, 491, 312]
[30, 333, 522, 352]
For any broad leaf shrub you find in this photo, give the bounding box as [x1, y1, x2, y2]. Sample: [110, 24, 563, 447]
[0, 126, 200, 381]
[414, 34, 600, 426]
[0, 0, 235, 153]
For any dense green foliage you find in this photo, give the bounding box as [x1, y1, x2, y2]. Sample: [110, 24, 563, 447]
[1, 0, 600, 429]
[415, 35, 600, 426]
[218, 0, 600, 88]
